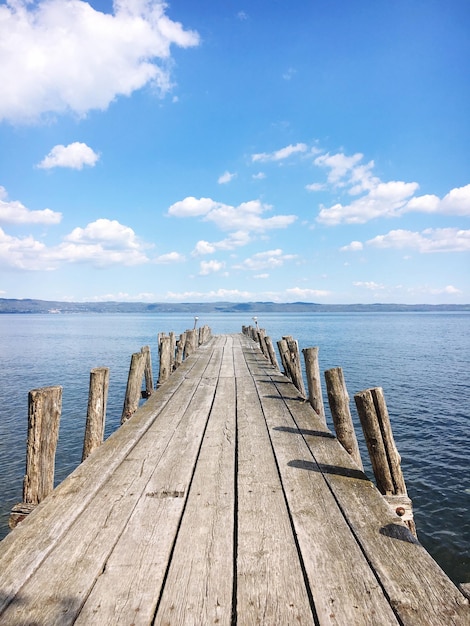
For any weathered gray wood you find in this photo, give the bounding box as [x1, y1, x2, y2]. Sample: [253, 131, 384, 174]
[257, 328, 269, 359]
[459, 583, 470, 600]
[175, 331, 186, 367]
[324, 367, 363, 469]
[286, 337, 306, 397]
[264, 334, 279, 370]
[261, 357, 469, 626]
[235, 364, 315, 625]
[276, 338, 291, 378]
[121, 351, 146, 423]
[169, 332, 176, 372]
[156, 375, 235, 625]
[141, 345, 153, 396]
[158, 334, 172, 386]
[0, 342, 217, 617]
[303, 346, 326, 423]
[354, 388, 395, 495]
[23, 386, 63, 505]
[184, 328, 198, 358]
[82, 367, 109, 461]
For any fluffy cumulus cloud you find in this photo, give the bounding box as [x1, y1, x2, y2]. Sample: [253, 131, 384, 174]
[168, 196, 296, 234]
[0, 186, 62, 224]
[192, 231, 251, 256]
[0, 0, 199, 122]
[312, 150, 470, 225]
[0, 218, 151, 270]
[37, 142, 100, 170]
[252, 143, 307, 163]
[154, 251, 185, 264]
[199, 259, 225, 275]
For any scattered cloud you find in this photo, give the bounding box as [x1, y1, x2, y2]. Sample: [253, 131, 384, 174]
[282, 67, 297, 80]
[366, 228, 470, 253]
[0, 186, 62, 225]
[168, 196, 296, 233]
[0, 0, 200, 123]
[252, 143, 307, 163]
[37, 142, 100, 170]
[0, 218, 151, 270]
[313, 151, 470, 225]
[218, 170, 237, 184]
[252, 172, 266, 180]
[199, 259, 225, 275]
[285, 287, 331, 299]
[164, 288, 253, 301]
[233, 249, 297, 271]
[237, 11, 248, 21]
[154, 251, 185, 264]
[192, 231, 251, 255]
[341, 241, 363, 252]
[254, 273, 269, 279]
[353, 281, 385, 290]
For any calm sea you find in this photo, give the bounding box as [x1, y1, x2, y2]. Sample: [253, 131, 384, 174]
[0, 312, 468, 585]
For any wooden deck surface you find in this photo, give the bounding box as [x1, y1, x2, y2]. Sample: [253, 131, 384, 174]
[0, 334, 468, 625]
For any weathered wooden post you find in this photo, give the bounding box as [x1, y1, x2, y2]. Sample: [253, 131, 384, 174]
[82, 368, 109, 461]
[257, 328, 269, 359]
[354, 387, 416, 536]
[265, 335, 280, 370]
[286, 337, 306, 397]
[10, 386, 62, 528]
[324, 367, 363, 469]
[121, 351, 145, 423]
[302, 347, 326, 424]
[158, 335, 172, 386]
[277, 338, 291, 378]
[141, 345, 153, 397]
[175, 332, 186, 368]
[184, 329, 198, 359]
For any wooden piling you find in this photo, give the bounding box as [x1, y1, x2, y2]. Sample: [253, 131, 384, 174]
[286, 337, 306, 397]
[121, 352, 145, 423]
[169, 333, 176, 372]
[184, 329, 198, 359]
[175, 332, 186, 368]
[265, 335, 280, 370]
[82, 368, 109, 462]
[10, 386, 63, 528]
[158, 335, 172, 386]
[354, 386, 416, 535]
[302, 347, 326, 424]
[257, 328, 269, 359]
[141, 346, 153, 397]
[324, 367, 363, 469]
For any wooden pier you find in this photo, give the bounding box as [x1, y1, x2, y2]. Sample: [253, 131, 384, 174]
[0, 334, 468, 625]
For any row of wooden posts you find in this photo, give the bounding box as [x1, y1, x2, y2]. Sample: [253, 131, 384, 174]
[242, 324, 416, 536]
[9, 325, 212, 529]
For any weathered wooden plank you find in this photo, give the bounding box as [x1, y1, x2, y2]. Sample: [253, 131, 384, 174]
[235, 367, 315, 625]
[262, 366, 470, 626]
[156, 375, 236, 625]
[0, 339, 217, 617]
[250, 388, 399, 623]
[219, 334, 235, 378]
[0, 370, 221, 625]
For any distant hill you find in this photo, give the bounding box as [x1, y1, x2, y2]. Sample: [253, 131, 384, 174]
[1, 298, 469, 314]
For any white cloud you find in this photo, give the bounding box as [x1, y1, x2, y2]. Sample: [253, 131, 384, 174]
[254, 273, 269, 279]
[405, 184, 470, 216]
[37, 142, 100, 170]
[252, 143, 307, 163]
[217, 171, 236, 184]
[285, 287, 331, 299]
[282, 67, 296, 80]
[341, 241, 363, 252]
[199, 259, 225, 275]
[234, 249, 297, 271]
[305, 182, 326, 192]
[0, 0, 199, 123]
[367, 228, 470, 253]
[154, 251, 185, 264]
[0, 186, 62, 225]
[353, 281, 385, 290]
[164, 288, 253, 301]
[314, 152, 367, 185]
[317, 181, 419, 225]
[0, 218, 151, 270]
[252, 172, 266, 180]
[192, 231, 251, 255]
[168, 196, 296, 233]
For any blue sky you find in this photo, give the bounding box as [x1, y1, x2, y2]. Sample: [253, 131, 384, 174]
[0, 0, 469, 304]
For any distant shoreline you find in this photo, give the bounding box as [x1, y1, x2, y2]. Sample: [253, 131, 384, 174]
[1, 298, 469, 314]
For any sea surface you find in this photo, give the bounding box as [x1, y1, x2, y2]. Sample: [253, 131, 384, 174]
[0, 312, 468, 585]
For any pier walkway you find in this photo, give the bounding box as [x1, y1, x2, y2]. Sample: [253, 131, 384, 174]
[0, 334, 468, 625]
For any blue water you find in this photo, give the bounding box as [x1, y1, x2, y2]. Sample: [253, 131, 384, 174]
[0, 312, 468, 585]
